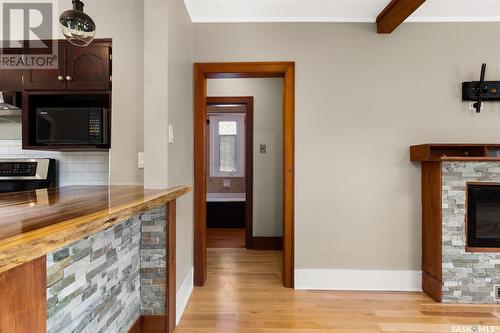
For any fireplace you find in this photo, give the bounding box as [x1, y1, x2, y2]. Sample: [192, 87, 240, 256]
[467, 183, 500, 249]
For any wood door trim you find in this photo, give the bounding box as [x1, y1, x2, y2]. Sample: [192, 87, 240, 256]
[207, 96, 254, 249]
[194, 62, 295, 288]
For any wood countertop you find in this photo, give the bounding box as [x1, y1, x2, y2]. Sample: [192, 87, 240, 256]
[0, 185, 191, 274]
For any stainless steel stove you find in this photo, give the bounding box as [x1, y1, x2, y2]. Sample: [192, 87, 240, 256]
[0, 159, 56, 193]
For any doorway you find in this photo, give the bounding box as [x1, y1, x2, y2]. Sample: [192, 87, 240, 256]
[194, 62, 295, 288]
[206, 97, 254, 249]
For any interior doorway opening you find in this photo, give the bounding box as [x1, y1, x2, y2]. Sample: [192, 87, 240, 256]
[194, 62, 295, 288]
[206, 97, 254, 249]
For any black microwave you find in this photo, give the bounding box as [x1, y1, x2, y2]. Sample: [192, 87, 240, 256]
[36, 107, 109, 145]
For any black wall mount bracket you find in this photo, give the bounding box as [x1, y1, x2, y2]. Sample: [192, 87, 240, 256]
[462, 64, 500, 113]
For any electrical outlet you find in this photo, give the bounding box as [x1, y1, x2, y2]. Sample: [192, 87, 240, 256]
[495, 285, 500, 301]
[469, 102, 485, 112]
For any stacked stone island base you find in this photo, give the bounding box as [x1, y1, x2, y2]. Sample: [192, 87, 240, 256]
[47, 207, 167, 333]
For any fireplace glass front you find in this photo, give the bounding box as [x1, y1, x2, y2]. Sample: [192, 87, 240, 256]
[467, 184, 500, 248]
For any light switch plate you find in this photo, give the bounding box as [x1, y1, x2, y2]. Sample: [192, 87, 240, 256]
[260, 144, 267, 154]
[138, 152, 144, 169]
[168, 124, 174, 144]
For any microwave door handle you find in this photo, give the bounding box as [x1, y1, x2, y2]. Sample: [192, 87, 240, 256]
[102, 108, 109, 145]
[46, 115, 57, 142]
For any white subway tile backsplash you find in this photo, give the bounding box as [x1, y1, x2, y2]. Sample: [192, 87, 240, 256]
[0, 140, 109, 187]
[74, 164, 92, 172]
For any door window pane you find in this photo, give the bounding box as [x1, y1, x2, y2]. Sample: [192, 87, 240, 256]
[218, 121, 237, 172]
[219, 121, 237, 135]
[209, 114, 245, 177]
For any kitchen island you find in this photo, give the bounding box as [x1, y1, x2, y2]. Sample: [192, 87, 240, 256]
[0, 185, 190, 333]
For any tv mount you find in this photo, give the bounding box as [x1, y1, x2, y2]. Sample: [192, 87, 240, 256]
[462, 63, 500, 113]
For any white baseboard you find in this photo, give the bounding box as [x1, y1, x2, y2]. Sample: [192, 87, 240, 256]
[295, 269, 422, 291]
[176, 267, 194, 324]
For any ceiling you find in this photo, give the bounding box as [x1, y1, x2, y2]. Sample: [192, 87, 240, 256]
[183, 0, 500, 23]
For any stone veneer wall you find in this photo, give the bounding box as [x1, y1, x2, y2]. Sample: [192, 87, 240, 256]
[47, 207, 167, 333]
[442, 161, 500, 304]
[140, 207, 167, 314]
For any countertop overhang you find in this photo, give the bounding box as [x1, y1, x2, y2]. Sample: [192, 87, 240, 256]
[0, 185, 191, 274]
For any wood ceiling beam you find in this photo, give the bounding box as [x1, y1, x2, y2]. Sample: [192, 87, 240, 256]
[376, 0, 426, 34]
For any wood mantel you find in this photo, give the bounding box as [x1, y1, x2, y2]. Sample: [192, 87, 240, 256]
[0, 185, 191, 274]
[410, 143, 500, 162]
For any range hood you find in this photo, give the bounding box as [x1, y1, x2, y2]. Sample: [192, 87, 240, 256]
[0, 92, 22, 123]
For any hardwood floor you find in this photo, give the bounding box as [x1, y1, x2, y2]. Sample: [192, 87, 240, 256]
[207, 228, 245, 248]
[177, 248, 500, 332]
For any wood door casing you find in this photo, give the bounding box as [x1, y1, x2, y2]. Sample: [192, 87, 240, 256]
[67, 46, 110, 91]
[194, 62, 295, 288]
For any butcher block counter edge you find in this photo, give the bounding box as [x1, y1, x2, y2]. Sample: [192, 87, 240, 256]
[0, 185, 191, 274]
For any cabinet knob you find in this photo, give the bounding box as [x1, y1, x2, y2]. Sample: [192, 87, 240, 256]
[66, 76, 72, 81]
[57, 75, 64, 81]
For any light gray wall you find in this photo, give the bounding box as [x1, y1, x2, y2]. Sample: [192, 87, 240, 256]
[208, 78, 283, 237]
[144, 0, 168, 189]
[194, 22, 500, 271]
[166, 0, 194, 289]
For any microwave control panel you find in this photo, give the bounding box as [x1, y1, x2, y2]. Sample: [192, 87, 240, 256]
[88, 109, 103, 143]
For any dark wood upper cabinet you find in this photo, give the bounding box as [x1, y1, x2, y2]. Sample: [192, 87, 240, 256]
[0, 69, 24, 91]
[0, 48, 25, 90]
[22, 46, 67, 91]
[67, 46, 110, 91]
[21, 39, 111, 91]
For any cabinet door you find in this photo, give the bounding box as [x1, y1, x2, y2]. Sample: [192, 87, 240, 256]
[66, 46, 110, 91]
[0, 69, 24, 90]
[0, 48, 25, 90]
[23, 46, 66, 90]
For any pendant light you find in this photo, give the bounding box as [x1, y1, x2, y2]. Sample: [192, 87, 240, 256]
[59, 0, 96, 47]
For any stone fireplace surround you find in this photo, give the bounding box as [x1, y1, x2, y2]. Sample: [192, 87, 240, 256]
[442, 161, 500, 303]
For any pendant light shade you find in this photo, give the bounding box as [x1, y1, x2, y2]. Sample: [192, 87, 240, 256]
[60, 0, 96, 47]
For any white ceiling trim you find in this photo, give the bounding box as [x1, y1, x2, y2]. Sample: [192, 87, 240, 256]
[183, 0, 500, 23]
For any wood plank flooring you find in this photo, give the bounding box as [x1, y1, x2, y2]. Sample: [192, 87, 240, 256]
[176, 249, 500, 332]
[207, 228, 245, 248]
